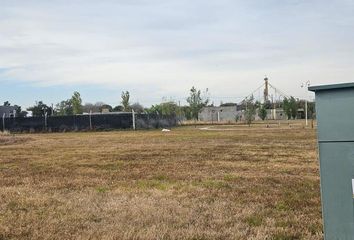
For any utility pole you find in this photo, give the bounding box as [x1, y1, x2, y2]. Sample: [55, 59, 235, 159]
[301, 81, 311, 126]
[264, 76, 269, 103]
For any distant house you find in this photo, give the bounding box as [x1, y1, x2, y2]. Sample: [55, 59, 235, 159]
[268, 108, 305, 120]
[198, 106, 238, 122]
[0, 106, 17, 118]
[267, 108, 286, 120]
[198, 106, 304, 122]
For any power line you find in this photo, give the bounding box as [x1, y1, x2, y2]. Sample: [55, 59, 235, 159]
[268, 83, 290, 99]
[237, 83, 265, 104]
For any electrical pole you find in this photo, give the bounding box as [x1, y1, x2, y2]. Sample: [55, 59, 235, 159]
[264, 76, 269, 103]
[301, 81, 311, 126]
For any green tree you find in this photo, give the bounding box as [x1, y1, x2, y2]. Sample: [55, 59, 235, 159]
[27, 101, 53, 117]
[161, 102, 180, 116]
[181, 106, 192, 120]
[100, 104, 113, 112]
[283, 97, 298, 119]
[264, 100, 272, 109]
[82, 102, 111, 113]
[113, 105, 124, 112]
[14, 105, 27, 118]
[186, 86, 209, 120]
[283, 98, 292, 119]
[71, 91, 83, 115]
[56, 99, 73, 116]
[2, 102, 27, 117]
[244, 95, 256, 126]
[121, 91, 130, 111]
[307, 101, 316, 119]
[148, 102, 180, 116]
[147, 104, 160, 115]
[130, 102, 144, 113]
[255, 100, 261, 109]
[258, 105, 267, 121]
[290, 97, 298, 119]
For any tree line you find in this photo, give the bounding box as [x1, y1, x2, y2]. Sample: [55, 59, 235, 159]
[2, 87, 209, 119]
[242, 95, 315, 125]
[3, 87, 314, 123]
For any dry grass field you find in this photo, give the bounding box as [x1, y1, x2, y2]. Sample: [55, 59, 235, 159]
[0, 124, 322, 240]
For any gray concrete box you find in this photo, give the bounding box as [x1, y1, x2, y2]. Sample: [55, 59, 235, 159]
[309, 83, 354, 240]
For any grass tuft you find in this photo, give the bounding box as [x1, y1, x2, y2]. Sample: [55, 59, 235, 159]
[245, 215, 263, 227]
[96, 187, 109, 193]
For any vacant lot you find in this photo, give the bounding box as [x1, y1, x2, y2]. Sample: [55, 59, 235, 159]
[0, 125, 322, 239]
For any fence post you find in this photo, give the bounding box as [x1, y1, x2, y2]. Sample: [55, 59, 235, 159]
[132, 110, 136, 130]
[89, 110, 92, 130]
[156, 111, 159, 129]
[44, 112, 48, 131]
[2, 113, 5, 132]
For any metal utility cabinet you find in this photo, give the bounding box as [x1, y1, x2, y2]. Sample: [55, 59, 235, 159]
[309, 83, 354, 240]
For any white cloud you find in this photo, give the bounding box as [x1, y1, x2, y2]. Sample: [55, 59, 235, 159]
[0, 0, 354, 104]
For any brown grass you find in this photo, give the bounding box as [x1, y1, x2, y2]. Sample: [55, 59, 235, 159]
[0, 125, 322, 239]
[0, 132, 31, 146]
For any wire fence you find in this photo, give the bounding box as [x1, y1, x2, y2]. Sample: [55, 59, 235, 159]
[1, 112, 177, 133]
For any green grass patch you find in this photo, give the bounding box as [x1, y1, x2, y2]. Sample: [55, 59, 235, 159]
[275, 201, 290, 211]
[29, 162, 51, 172]
[223, 174, 242, 182]
[0, 163, 19, 170]
[136, 180, 171, 191]
[152, 174, 169, 181]
[96, 187, 109, 193]
[245, 213, 264, 227]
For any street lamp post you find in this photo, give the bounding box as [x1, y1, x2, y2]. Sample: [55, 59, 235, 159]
[301, 81, 311, 126]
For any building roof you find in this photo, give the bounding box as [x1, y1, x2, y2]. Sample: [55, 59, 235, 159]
[201, 105, 237, 109]
[308, 82, 354, 92]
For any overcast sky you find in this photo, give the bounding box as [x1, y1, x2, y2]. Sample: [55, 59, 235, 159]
[1, 0, 354, 108]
